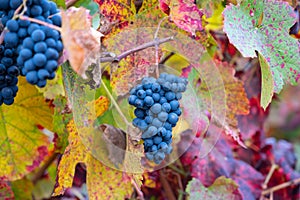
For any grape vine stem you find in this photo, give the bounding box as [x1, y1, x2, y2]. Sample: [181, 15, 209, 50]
[100, 78, 132, 128]
[100, 36, 174, 63]
[261, 177, 300, 196]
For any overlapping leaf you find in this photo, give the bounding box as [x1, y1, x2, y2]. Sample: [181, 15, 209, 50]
[186, 60, 249, 146]
[186, 177, 242, 200]
[0, 77, 53, 180]
[61, 7, 102, 78]
[159, 0, 204, 35]
[223, 0, 300, 100]
[54, 97, 134, 199]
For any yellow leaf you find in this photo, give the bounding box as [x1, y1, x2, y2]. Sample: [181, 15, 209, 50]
[54, 96, 134, 199]
[0, 77, 53, 180]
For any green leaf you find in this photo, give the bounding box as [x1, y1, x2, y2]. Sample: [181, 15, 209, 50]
[223, 0, 300, 93]
[186, 177, 242, 200]
[0, 77, 53, 180]
[74, 0, 99, 15]
[259, 53, 274, 110]
[52, 0, 66, 9]
[11, 178, 34, 200]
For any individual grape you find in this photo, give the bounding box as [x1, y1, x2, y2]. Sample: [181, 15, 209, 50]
[31, 29, 45, 42]
[151, 82, 161, 92]
[163, 131, 172, 140]
[145, 89, 152, 96]
[137, 89, 146, 99]
[158, 111, 168, 122]
[33, 53, 47, 67]
[45, 60, 58, 72]
[153, 136, 163, 145]
[159, 97, 167, 104]
[1, 87, 13, 99]
[152, 118, 163, 128]
[45, 38, 56, 48]
[17, 28, 27, 38]
[164, 122, 172, 131]
[30, 5, 43, 16]
[152, 93, 160, 102]
[0, 64, 6, 74]
[45, 48, 59, 60]
[170, 100, 179, 111]
[165, 91, 175, 101]
[144, 96, 154, 107]
[134, 108, 145, 118]
[145, 116, 153, 124]
[161, 103, 171, 113]
[7, 66, 20, 76]
[137, 120, 148, 131]
[1, 57, 13, 66]
[4, 49, 14, 58]
[158, 142, 168, 152]
[0, 0, 9, 10]
[23, 37, 35, 50]
[48, 72, 56, 80]
[174, 108, 182, 116]
[4, 32, 19, 47]
[168, 113, 179, 125]
[26, 71, 38, 84]
[150, 145, 158, 152]
[24, 59, 35, 71]
[144, 139, 153, 148]
[6, 19, 19, 32]
[150, 103, 161, 114]
[128, 95, 137, 105]
[19, 48, 32, 60]
[175, 92, 182, 100]
[37, 69, 50, 79]
[51, 14, 62, 26]
[142, 126, 157, 138]
[3, 98, 14, 105]
[37, 79, 47, 87]
[145, 152, 154, 161]
[134, 98, 144, 108]
[34, 42, 47, 53]
[153, 151, 165, 164]
[55, 40, 63, 52]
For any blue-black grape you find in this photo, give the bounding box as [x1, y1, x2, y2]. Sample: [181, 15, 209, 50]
[128, 73, 188, 164]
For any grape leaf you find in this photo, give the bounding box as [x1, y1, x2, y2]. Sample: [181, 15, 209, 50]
[53, 113, 133, 199]
[0, 181, 14, 199]
[0, 77, 53, 180]
[61, 7, 102, 79]
[159, 0, 204, 35]
[188, 59, 249, 147]
[179, 130, 264, 200]
[186, 177, 242, 200]
[195, 0, 224, 18]
[223, 0, 300, 96]
[11, 178, 34, 199]
[259, 53, 274, 110]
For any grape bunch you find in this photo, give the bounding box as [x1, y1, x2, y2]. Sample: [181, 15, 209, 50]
[0, 0, 63, 105]
[128, 73, 188, 164]
[0, 44, 19, 105]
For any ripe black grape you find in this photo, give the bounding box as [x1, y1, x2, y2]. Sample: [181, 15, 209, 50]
[0, 0, 64, 105]
[128, 73, 188, 164]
